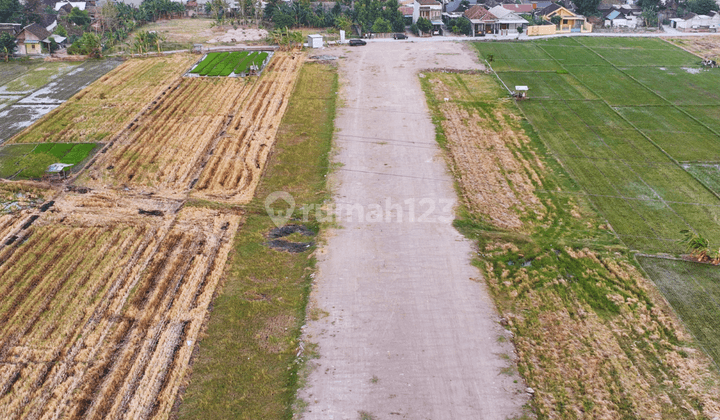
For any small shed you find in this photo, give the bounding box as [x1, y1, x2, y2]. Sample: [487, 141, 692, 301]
[514, 85, 528, 99]
[307, 34, 323, 49]
[45, 163, 73, 180]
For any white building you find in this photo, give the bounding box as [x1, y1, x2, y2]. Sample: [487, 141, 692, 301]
[670, 12, 720, 32]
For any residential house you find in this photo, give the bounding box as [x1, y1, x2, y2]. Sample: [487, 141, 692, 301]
[538, 3, 590, 33]
[463, 5, 498, 35]
[16, 23, 51, 55]
[186, 1, 198, 17]
[488, 5, 528, 34]
[501, 4, 535, 15]
[669, 12, 720, 32]
[604, 9, 638, 28]
[413, 0, 444, 34]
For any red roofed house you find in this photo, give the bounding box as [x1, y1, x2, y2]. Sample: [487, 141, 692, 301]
[502, 4, 534, 14]
[463, 5, 497, 36]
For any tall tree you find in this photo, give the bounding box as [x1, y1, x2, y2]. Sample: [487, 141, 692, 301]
[574, 0, 600, 16]
[0, 32, 17, 61]
[0, 0, 24, 23]
[689, 0, 719, 15]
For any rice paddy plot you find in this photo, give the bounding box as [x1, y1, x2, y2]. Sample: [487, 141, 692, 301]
[623, 66, 720, 105]
[495, 72, 598, 100]
[569, 66, 665, 106]
[680, 105, 720, 133]
[682, 163, 720, 195]
[188, 50, 272, 77]
[538, 44, 608, 66]
[637, 256, 720, 367]
[590, 46, 699, 67]
[0, 143, 97, 179]
[481, 38, 720, 252]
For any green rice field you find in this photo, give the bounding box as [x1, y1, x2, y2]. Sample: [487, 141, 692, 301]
[475, 37, 720, 254]
[0, 143, 98, 179]
[189, 51, 270, 76]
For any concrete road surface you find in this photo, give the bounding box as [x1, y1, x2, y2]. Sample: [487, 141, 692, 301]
[297, 42, 529, 420]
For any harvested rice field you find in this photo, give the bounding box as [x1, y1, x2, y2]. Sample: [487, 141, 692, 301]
[0, 49, 308, 419]
[0, 191, 240, 420]
[422, 70, 720, 419]
[78, 51, 303, 202]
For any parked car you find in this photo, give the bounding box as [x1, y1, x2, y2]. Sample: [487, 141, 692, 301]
[349, 39, 366, 46]
[393, 33, 407, 39]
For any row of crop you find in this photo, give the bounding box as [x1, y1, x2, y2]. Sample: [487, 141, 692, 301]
[31, 143, 97, 165]
[209, 52, 248, 77]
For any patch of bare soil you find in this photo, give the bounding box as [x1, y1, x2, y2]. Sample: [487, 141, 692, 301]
[208, 27, 268, 43]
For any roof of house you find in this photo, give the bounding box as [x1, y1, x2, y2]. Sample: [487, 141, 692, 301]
[464, 5, 496, 21]
[54, 1, 86, 11]
[417, 0, 441, 5]
[502, 4, 534, 13]
[489, 5, 527, 22]
[400, 6, 414, 15]
[684, 12, 697, 20]
[605, 10, 625, 20]
[186, 0, 197, 5]
[44, 34, 66, 43]
[445, 0, 480, 13]
[540, 3, 562, 15]
[0, 23, 22, 35]
[19, 23, 51, 40]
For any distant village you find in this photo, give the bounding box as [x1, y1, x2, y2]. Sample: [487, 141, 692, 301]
[0, 0, 719, 58]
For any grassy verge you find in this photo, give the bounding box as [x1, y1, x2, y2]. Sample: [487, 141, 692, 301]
[421, 71, 720, 419]
[177, 62, 337, 420]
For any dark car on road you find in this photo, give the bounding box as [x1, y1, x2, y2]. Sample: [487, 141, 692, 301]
[349, 39, 366, 46]
[393, 33, 407, 39]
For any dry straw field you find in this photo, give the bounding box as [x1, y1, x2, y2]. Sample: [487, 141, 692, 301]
[80, 52, 303, 202]
[0, 50, 305, 419]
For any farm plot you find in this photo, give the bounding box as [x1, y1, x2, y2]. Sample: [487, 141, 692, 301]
[423, 71, 720, 420]
[189, 51, 271, 76]
[10, 54, 197, 144]
[0, 191, 241, 420]
[0, 143, 98, 179]
[18, 60, 120, 105]
[476, 38, 720, 253]
[0, 62, 80, 94]
[81, 77, 254, 197]
[191, 51, 304, 204]
[637, 256, 720, 367]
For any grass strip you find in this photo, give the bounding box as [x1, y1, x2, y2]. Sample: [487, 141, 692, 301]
[177, 62, 337, 420]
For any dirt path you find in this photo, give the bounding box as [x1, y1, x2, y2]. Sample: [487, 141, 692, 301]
[299, 42, 528, 419]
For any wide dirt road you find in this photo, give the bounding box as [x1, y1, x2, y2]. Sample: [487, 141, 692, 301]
[298, 42, 528, 419]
